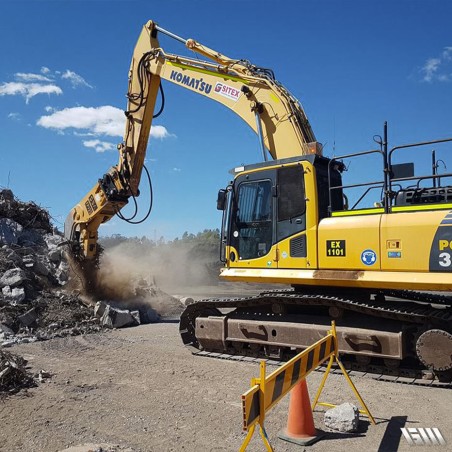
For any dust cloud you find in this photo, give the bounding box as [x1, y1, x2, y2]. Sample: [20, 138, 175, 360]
[88, 240, 219, 315]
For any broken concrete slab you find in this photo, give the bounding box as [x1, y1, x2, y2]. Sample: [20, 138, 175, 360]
[130, 310, 141, 325]
[17, 228, 46, 247]
[0, 349, 36, 394]
[324, 402, 360, 432]
[5, 249, 22, 266]
[107, 306, 139, 328]
[100, 305, 141, 329]
[33, 259, 50, 277]
[43, 232, 65, 249]
[94, 301, 108, 318]
[2, 286, 26, 305]
[0, 218, 23, 246]
[22, 255, 35, 268]
[48, 248, 61, 263]
[0, 268, 27, 288]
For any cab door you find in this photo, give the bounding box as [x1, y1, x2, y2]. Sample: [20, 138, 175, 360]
[228, 169, 278, 268]
[275, 164, 308, 268]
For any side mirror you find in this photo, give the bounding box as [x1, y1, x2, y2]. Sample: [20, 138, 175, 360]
[217, 189, 227, 210]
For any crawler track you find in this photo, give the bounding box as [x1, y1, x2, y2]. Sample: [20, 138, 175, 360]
[180, 288, 452, 388]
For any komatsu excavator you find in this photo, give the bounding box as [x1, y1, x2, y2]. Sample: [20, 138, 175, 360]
[65, 20, 452, 385]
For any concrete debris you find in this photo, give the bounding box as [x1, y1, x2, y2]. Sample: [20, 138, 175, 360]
[0, 189, 52, 234]
[97, 303, 141, 329]
[94, 301, 141, 328]
[37, 369, 52, 382]
[0, 218, 23, 246]
[0, 349, 36, 395]
[94, 300, 161, 327]
[94, 301, 108, 318]
[0, 188, 179, 362]
[0, 268, 27, 288]
[2, 286, 26, 305]
[48, 248, 61, 263]
[324, 402, 360, 432]
[0, 189, 106, 347]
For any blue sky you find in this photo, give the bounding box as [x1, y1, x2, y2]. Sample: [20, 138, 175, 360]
[1, 0, 451, 240]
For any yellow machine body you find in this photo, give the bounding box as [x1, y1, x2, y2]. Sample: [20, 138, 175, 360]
[220, 157, 452, 292]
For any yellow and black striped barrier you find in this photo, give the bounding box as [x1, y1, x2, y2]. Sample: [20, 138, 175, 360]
[240, 321, 375, 451]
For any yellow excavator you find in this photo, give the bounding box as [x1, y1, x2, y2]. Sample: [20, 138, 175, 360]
[65, 20, 452, 385]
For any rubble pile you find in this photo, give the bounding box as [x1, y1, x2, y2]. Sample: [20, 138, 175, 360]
[0, 349, 36, 395]
[0, 188, 102, 346]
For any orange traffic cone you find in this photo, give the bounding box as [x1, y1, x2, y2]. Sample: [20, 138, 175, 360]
[278, 379, 324, 446]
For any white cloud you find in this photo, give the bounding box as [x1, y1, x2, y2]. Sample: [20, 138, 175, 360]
[172, 167, 182, 172]
[0, 67, 93, 103]
[151, 125, 172, 139]
[37, 105, 171, 140]
[61, 70, 93, 89]
[83, 139, 116, 153]
[420, 48, 452, 82]
[74, 131, 96, 137]
[421, 58, 441, 82]
[15, 72, 53, 83]
[0, 81, 62, 103]
[37, 105, 124, 136]
[7, 112, 21, 121]
[443, 47, 452, 60]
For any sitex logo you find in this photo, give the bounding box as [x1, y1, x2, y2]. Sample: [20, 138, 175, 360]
[401, 428, 446, 446]
[214, 82, 241, 101]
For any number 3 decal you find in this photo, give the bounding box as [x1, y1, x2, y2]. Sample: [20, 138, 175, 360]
[439, 252, 451, 267]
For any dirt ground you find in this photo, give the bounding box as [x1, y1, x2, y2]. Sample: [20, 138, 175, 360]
[1, 305, 451, 452]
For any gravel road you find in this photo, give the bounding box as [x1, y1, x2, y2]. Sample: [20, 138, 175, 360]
[1, 317, 450, 452]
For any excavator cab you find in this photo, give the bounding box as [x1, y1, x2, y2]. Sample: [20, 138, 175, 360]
[218, 155, 344, 269]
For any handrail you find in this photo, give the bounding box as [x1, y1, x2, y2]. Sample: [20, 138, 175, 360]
[327, 124, 452, 217]
[388, 137, 452, 197]
[327, 149, 384, 215]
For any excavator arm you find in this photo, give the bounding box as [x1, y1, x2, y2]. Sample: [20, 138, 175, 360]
[64, 20, 319, 260]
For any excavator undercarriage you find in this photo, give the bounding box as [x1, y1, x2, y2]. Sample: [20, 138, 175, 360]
[180, 288, 452, 387]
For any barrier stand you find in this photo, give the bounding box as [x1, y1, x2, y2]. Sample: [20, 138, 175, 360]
[311, 321, 375, 425]
[239, 361, 274, 452]
[239, 321, 375, 451]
